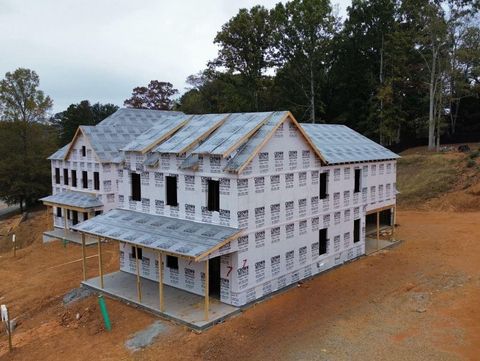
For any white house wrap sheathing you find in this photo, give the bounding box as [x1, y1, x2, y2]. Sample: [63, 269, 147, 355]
[116, 115, 397, 306]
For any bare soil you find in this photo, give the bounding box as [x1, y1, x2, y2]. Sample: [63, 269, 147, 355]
[0, 209, 479, 360]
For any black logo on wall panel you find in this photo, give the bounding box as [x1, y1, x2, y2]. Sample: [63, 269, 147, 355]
[262, 281, 272, 296]
[298, 198, 307, 217]
[220, 178, 230, 195]
[259, 152, 269, 173]
[344, 232, 351, 248]
[288, 151, 298, 170]
[237, 179, 248, 196]
[246, 288, 256, 303]
[311, 196, 319, 214]
[286, 223, 295, 239]
[201, 176, 209, 192]
[255, 260, 266, 282]
[334, 211, 341, 225]
[274, 151, 284, 171]
[379, 184, 384, 199]
[271, 226, 280, 243]
[237, 210, 249, 229]
[238, 235, 249, 253]
[201, 206, 212, 223]
[302, 150, 310, 168]
[299, 220, 307, 235]
[161, 154, 170, 170]
[311, 170, 319, 185]
[255, 207, 265, 228]
[323, 214, 331, 228]
[379, 163, 385, 175]
[120, 250, 125, 268]
[312, 217, 319, 231]
[141, 198, 150, 213]
[274, 123, 284, 138]
[255, 230, 265, 248]
[344, 190, 350, 207]
[185, 268, 195, 289]
[170, 268, 179, 285]
[219, 209, 231, 226]
[299, 246, 307, 264]
[210, 155, 221, 173]
[285, 173, 294, 189]
[291, 271, 300, 283]
[220, 278, 230, 300]
[198, 155, 204, 172]
[285, 201, 294, 221]
[270, 203, 280, 224]
[334, 192, 340, 208]
[299, 172, 307, 186]
[237, 266, 249, 290]
[304, 264, 312, 278]
[184, 175, 195, 191]
[334, 235, 341, 252]
[185, 204, 195, 220]
[270, 175, 280, 191]
[288, 122, 297, 137]
[154, 172, 164, 187]
[254, 177, 265, 194]
[176, 154, 186, 167]
[278, 275, 287, 288]
[363, 165, 368, 177]
[119, 195, 125, 206]
[141, 171, 150, 186]
[344, 167, 351, 180]
[311, 242, 319, 259]
[286, 250, 295, 270]
[334, 168, 341, 181]
[271, 255, 281, 276]
[371, 164, 377, 176]
[344, 209, 351, 222]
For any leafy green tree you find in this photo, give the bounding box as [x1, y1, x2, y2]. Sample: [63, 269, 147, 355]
[52, 100, 118, 145]
[212, 5, 274, 110]
[124, 80, 178, 110]
[271, 0, 338, 123]
[0, 68, 56, 211]
[0, 68, 52, 122]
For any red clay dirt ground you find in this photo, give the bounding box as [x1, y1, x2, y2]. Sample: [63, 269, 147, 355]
[0, 209, 479, 360]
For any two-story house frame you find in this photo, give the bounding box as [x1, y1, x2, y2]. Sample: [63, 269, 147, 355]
[67, 110, 399, 328]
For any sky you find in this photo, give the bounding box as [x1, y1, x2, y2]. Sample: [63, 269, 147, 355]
[0, 0, 351, 113]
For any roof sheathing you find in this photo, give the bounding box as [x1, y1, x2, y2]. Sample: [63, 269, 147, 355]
[192, 112, 274, 157]
[72, 209, 242, 261]
[301, 124, 400, 164]
[40, 191, 103, 209]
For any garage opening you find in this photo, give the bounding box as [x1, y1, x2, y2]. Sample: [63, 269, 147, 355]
[365, 207, 397, 255]
[366, 209, 392, 235]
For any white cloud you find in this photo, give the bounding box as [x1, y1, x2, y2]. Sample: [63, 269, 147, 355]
[0, 0, 350, 112]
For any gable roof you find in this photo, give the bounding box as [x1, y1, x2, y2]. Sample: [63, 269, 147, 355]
[97, 108, 184, 129]
[301, 124, 400, 164]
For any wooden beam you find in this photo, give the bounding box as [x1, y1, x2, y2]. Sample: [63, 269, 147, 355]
[81, 233, 87, 281]
[63, 208, 68, 240]
[158, 251, 164, 312]
[392, 206, 396, 237]
[376, 211, 380, 250]
[135, 246, 142, 303]
[366, 204, 395, 215]
[204, 260, 209, 321]
[98, 236, 104, 289]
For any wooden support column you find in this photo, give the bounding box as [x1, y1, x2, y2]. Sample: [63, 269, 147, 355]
[376, 211, 380, 250]
[81, 233, 87, 281]
[158, 252, 164, 312]
[135, 246, 142, 302]
[63, 207, 68, 240]
[98, 236, 104, 289]
[204, 259, 209, 321]
[392, 206, 396, 238]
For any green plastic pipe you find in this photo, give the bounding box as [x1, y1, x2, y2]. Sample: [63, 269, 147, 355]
[98, 295, 112, 331]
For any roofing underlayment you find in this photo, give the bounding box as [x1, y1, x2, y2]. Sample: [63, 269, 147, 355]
[40, 191, 103, 209]
[72, 209, 242, 260]
[301, 124, 400, 164]
[97, 108, 184, 129]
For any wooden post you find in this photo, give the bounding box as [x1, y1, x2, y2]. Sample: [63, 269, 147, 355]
[158, 252, 164, 312]
[135, 246, 142, 303]
[392, 206, 396, 238]
[98, 236, 104, 289]
[376, 211, 380, 250]
[204, 259, 209, 321]
[12, 234, 16, 257]
[81, 233, 87, 281]
[63, 208, 68, 240]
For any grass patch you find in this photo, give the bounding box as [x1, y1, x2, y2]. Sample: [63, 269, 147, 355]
[397, 154, 458, 206]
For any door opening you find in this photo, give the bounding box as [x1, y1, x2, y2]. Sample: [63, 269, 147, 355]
[208, 257, 221, 299]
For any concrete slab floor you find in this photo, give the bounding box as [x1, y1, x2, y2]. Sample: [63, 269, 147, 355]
[365, 237, 397, 255]
[82, 271, 240, 331]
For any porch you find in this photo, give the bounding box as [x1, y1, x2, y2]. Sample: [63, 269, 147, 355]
[82, 271, 239, 330]
[43, 227, 97, 246]
[365, 205, 398, 255]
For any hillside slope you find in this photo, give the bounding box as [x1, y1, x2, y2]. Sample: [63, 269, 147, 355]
[397, 147, 480, 211]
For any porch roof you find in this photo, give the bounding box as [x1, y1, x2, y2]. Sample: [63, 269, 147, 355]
[41, 191, 103, 210]
[72, 209, 242, 261]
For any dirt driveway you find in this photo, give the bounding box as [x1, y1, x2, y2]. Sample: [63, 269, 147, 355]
[1, 210, 479, 360]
